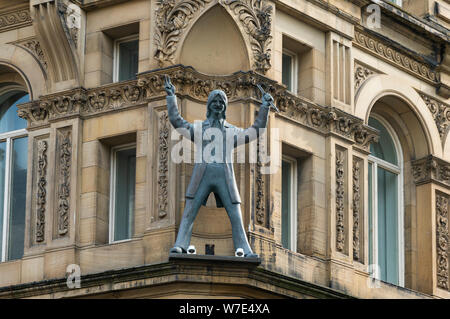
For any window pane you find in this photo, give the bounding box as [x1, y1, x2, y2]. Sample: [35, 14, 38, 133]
[0, 93, 29, 134]
[377, 167, 399, 285]
[114, 147, 136, 241]
[282, 53, 293, 92]
[8, 137, 28, 261]
[281, 160, 291, 249]
[118, 39, 139, 82]
[368, 117, 398, 165]
[368, 162, 373, 267]
[0, 142, 6, 258]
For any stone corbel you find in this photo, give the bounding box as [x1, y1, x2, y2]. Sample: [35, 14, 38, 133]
[30, 0, 82, 90]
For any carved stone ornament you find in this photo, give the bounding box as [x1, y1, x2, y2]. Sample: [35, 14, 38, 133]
[154, 0, 212, 65]
[336, 150, 345, 253]
[419, 92, 450, 142]
[57, 1, 81, 48]
[354, 63, 375, 92]
[255, 139, 265, 225]
[0, 7, 32, 32]
[352, 160, 361, 261]
[154, 0, 273, 74]
[436, 193, 449, 290]
[36, 140, 48, 243]
[220, 0, 273, 74]
[158, 111, 170, 218]
[354, 29, 438, 85]
[18, 65, 379, 150]
[15, 39, 49, 71]
[412, 155, 450, 188]
[57, 129, 71, 236]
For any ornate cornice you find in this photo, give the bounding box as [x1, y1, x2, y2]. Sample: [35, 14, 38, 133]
[0, 7, 32, 33]
[353, 28, 439, 85]
[418, 91, 450, 143]
[412, 155, 450, 188]
[18, 65, 378, 150]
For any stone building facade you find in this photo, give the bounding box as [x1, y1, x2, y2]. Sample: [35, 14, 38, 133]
[0, 0, 449, 299]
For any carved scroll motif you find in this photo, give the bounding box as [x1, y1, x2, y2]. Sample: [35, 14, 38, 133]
[354, 29, 438, 84]
[57, 129, 71, 236]
[36, 140, 48, 243]
[336, 150, 345, 253]
[354, 63, 375, 91]
[17, 39, 48, 71]
[0, 8, 32, 32]
[154, 0, 213, 66]
[158, 111, 170, 218]
[221, 0, 273, 74]
[436, 193, 449, 290]
[352, 160, 361, 261]
[419, 93, 450, 142]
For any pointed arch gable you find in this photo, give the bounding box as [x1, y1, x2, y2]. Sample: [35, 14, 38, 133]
[355, 74, 441, 158]
[0, 44, 48, 99]
[178, 3, 250, 75]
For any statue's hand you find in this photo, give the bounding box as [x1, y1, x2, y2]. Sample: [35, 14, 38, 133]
[164, 75, 175, 96]
[261, 92, 274, 108]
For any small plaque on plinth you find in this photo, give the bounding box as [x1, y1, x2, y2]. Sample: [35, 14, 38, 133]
[169, 253, 261, 265]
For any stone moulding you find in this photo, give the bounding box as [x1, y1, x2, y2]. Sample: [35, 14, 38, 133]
[352, 159, 361, 261]
[0, 7, 32, 32]
[158, 111, 170, 218]
[255, 140, 265, 226]
[36, 140, 48, 243]
[17, 65, 379, 149]
[418, 91, 450, 143]
[412, 155, 450, 188]
[336, 149, 345, 253]
[56, 128, 72, 237]
[154, 0, 273, 74]
[435, 192, 449, 290]
[353, 28, 439, 85]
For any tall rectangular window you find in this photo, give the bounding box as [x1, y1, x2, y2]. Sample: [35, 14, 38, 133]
[282, 50, 297, 94]
[109, 144, 136, 242]
[281, 156, 297, 251]
[114, 35, 139, 82]
[0, 92, 29, 262]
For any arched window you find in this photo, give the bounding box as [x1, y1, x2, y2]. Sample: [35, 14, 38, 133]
[368, 115, 404, 286]
[0, 87, 29, 262]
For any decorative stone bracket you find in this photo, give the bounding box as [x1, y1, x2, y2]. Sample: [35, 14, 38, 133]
[31, 0, 81, 85]
[154, 0, 273, 74]
[412, 155, 450, 188]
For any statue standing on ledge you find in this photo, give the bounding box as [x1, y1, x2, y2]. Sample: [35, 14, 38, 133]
[164, 75, 275, 257]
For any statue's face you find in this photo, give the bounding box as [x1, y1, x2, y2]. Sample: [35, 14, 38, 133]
[210, 95, 226, 114]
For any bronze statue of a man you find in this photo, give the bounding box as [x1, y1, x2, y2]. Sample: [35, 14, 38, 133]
[165, 75, 274, 257]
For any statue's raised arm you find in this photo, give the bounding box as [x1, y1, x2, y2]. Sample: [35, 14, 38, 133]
[165, 75, 194, 139]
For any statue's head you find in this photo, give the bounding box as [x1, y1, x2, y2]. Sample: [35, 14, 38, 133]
[206, 89, 227, 119]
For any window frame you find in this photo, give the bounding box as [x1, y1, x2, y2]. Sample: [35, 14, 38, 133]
[281, 155, 298, 252]
[282, 48, 298, 95]
[113, 34, 139, 83]
[108, 142, 137, 244]
[0, 89, 28, 262]
[368, 114, 405, 287]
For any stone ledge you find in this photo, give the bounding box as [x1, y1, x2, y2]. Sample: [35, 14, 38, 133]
[169, 253, 262, 265]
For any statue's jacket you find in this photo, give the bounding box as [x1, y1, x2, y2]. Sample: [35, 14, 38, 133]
[166, 95, 270, 207]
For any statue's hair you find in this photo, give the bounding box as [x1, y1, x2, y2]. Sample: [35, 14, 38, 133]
[206, 90, 227, 119]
